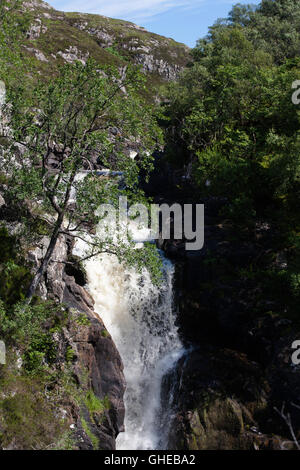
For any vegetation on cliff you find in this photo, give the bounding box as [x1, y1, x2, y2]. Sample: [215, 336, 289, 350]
[0, 0, 162, 449]
[2, 0, 300, 451]
[163, 0, 300, 325]
[161, 0, 300, 449]
[3, 0, 189, 99]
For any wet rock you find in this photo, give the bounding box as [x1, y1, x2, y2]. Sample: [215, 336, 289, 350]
[163, 348, 297, 450]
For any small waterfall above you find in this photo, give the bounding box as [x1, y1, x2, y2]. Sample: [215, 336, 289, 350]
[84, 231, 184, 450]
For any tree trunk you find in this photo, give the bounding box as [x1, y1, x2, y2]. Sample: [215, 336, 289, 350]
[26, 212, 64, 302]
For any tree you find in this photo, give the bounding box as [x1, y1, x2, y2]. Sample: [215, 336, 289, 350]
[227, 3, 257, 26]
[0, 1, 30, 88]
[163, 16, 300, 224]
[2, 59, 163, 300]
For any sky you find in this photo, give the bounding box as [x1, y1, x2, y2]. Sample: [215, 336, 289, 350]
[50, 0, 261, 47]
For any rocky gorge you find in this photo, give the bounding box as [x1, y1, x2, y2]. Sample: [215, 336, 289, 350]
[1, 0, 300, 452]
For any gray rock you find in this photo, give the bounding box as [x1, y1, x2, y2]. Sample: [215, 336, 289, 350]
[27, 18, 48, 39]
[0, 193, 5, 208]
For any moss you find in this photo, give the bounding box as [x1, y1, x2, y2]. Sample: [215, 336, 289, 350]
[75, 313, 90, 326]
[81, 417, 99, 450]
[187, 398, 250, 450]
[0, 370, 70, 450]
[21, 5, 189, 101]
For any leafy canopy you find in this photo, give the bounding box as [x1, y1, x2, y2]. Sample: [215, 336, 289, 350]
[163, 0, 300, 227]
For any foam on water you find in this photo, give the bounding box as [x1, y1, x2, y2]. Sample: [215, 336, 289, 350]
[83, 222, 184, 450]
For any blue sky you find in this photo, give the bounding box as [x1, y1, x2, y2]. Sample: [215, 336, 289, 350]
[50, 0, 261, 47]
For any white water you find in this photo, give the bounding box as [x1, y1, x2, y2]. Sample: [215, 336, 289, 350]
[83, 231, 184, 450]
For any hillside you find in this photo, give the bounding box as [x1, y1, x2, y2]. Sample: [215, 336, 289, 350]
[3, 0, 300, 454]
[22, 0, 190, 97]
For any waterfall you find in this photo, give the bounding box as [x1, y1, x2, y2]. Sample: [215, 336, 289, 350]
[84, 237, 184, 450]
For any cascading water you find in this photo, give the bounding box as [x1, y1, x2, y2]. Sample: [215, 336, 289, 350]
[84, 230, 184, 450]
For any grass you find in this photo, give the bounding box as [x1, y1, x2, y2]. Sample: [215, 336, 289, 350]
[81, 417, 99, 450]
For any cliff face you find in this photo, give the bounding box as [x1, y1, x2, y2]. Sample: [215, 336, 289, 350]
[0, 194, 125, 449]
[22, 1, 190, 97]
[143, 155, 300, 451]
[62, 307, 126, 450]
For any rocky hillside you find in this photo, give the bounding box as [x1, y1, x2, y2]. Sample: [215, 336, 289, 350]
[22, 0, 190, 97]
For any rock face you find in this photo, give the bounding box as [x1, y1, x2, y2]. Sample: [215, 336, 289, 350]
[21, 1, 190, 99]
[169, 209, 300, 449]
[61, 310, 125, 450]
[26, 17, 48, 39]
[27, 232, 125, 450]
[23, 0, 53, 11]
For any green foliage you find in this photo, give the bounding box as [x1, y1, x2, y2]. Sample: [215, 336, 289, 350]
[0, 371, 69, 450]
[0, 300, 67, 372]
[101, 329, 109, 338]
[0, 227, 32, 305]
[81, 417, 99, 449]
[65, 346, 75, 364]
[0, 261, 32, 305]
[105, 45, 127, 61]
[2, 58, 164, 294]
[161, 0, 300, 329]
[123, 242, 164, 285]
[0, 1, 31, 94]
[74, 312, 91, 327]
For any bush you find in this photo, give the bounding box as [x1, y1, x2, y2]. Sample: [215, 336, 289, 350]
[0, 370, 70, 450]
